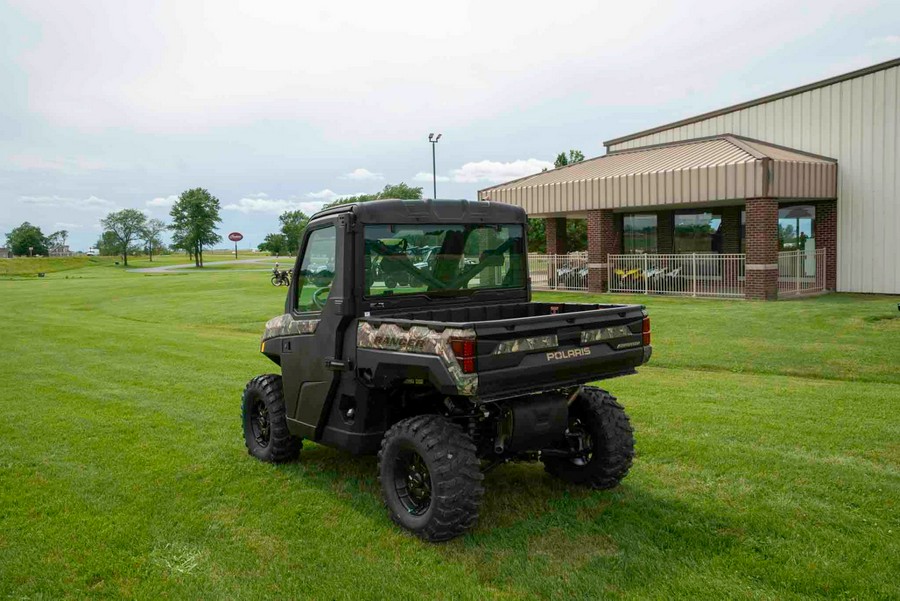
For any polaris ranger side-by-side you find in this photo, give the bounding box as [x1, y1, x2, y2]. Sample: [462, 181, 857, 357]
[242, 199, 651, 541]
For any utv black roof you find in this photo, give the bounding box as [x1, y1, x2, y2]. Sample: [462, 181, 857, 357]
[310, 198, 526, 224]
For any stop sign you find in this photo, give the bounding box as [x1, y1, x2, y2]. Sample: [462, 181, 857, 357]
[228, 232, 243, 242]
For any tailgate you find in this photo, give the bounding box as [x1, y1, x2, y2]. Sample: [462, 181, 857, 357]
[474, 304, 649, 399]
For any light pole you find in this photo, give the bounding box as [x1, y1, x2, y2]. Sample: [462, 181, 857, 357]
[428, 133, 442, 200]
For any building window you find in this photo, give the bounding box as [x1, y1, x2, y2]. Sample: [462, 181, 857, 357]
[674, 212, 722, 253]
[623, 214, 657, 254]
[778, 205, 815, 251]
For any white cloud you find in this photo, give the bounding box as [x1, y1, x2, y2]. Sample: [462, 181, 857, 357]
[341, 168, 383, 181]
[146, 195, 177, 208]
[306, 189, 367, 201]
[224, 196, 327, 215]
[413, 172, 450, 183]
[306, 189, 340, 200]
[867, 35, 900, 47]
[52, 222, 84, 230]
[19, 195, 118, 211]
[450, 159, 553, 184]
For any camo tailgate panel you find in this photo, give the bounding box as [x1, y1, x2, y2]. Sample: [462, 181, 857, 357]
[491, 334, 558, 355]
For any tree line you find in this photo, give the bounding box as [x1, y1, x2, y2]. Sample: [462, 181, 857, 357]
[99, 188, 222, 267]
[3, 187, 223, 267]
[3, 224, 70, 256]
[257, 183, 422, 256]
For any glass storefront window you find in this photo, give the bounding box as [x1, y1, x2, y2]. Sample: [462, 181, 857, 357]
[778, 205, 815, 251]
[674, 212, 722, 253]
[623, 214, 657, 254]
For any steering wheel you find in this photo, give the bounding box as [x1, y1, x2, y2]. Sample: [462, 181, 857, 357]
[312, 286, 330, 309]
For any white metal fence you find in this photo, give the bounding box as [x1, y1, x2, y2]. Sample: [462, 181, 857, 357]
[608, 253, 746, 298]
[778, 249, 826, 296]
[528, 253, 589, 291]
[530, 250, 826, 299]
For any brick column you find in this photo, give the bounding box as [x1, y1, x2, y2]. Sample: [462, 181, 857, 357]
[545, 217, 568, 254]
[814, 200, 837, 291]
[587, 209, 620, 293]
[744, 198, 779, 300]
[656, 211, 674, 254]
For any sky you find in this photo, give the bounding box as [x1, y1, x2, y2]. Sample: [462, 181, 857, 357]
[1, 0, 898, 252]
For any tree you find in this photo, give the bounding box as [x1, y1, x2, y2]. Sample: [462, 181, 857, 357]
[96, 231, 122, 256]
[258, 233, 288, 256]
[101, 209, 147, 267]
[47, 229, 69, 250]
[322, 182, 423, 209]
[379, 182, 422, 200]
[169, 188, 222, 267]
[5, 222, 48, 256]
[279, 210, 309, 255]
[142, 219, 167, 262]
[553, 149, 585, 168]
[527, 218, 546, 253]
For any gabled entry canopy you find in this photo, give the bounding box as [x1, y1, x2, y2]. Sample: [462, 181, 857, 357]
[478, 135, 837, 216]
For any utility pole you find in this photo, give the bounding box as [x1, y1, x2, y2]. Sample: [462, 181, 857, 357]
[428, 133, 442, 199]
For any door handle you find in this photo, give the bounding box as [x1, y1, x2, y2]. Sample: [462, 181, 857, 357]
[325, 358, 352, 371]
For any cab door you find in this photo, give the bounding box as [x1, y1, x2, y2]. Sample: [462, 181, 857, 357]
[280, 218, 348, 439]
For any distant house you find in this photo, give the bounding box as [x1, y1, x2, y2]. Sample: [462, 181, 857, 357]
[0, 247, 10, 258]
[49, 245, 72, 257]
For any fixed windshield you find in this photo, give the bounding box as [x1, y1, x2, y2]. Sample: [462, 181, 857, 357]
[364, 223, 526, 297]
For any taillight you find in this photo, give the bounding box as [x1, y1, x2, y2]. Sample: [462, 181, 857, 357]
[642, 316, 651, 346]
[450, 337, 477, 374]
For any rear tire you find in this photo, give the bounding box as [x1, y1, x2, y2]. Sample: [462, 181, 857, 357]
[378, 415, 484, 542]
[242, 374, 301, 463]
[543, 387, 634, 489]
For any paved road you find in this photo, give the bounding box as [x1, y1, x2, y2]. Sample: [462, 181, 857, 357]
[129, 257, 280, 273]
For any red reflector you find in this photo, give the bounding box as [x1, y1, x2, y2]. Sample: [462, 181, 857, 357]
[642, 316, 651, 346]
[450, 337, 477, 374]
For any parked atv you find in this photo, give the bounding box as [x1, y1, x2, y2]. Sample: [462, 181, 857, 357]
[243, 199, 651, 541]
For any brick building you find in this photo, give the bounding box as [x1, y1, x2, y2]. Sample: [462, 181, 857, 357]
[479, 57, 900, 299]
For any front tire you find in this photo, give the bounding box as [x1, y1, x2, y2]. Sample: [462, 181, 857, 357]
[543, 387, 634, 489]
[378, 415, 484, 542]
[242, 374, 301, 463]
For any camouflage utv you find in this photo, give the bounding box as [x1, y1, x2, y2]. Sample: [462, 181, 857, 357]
[243, 199, 651, 541]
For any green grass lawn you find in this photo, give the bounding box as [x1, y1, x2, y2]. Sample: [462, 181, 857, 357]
[1, 262, 898, 599]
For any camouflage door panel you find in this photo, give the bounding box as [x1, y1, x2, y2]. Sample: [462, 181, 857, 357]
[357, 321, 478, 396]
[262, 314, 321, 341]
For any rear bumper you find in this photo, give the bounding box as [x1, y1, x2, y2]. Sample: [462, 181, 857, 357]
[476, 344, 650, 401]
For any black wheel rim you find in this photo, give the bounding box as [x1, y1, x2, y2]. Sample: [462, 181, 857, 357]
[569, 418, 594, 466]
[250, 399, 271, 448]
[393, 447, 432, 516]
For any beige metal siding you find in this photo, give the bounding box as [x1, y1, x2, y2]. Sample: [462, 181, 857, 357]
[607, 65, 900, 294]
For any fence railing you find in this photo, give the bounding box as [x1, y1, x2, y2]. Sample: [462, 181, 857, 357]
[528, 253, 588, 291]
[608, 253, 746, 298]
[777, 248, 826, 296]
[530, 250, 826, 299]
